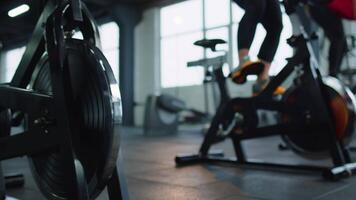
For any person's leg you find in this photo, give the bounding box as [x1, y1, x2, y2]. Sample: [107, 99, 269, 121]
[230, 0, 268, 85]
[237, 0, 266, 62]
[309, 5, 347, 77]
[258, 0, 283, 81]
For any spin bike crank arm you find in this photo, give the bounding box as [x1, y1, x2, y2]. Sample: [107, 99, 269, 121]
[0, 129, 61, 160]
[0, 86, 54, 116]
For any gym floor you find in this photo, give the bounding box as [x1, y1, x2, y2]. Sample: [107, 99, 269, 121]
[4, 126, 356, 200]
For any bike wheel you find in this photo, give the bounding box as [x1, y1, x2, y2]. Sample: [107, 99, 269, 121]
[28, 39, 122, 199]
[282, 77, 356, 159]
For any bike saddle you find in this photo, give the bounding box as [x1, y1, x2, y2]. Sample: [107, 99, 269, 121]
[194, 39, 227, 51]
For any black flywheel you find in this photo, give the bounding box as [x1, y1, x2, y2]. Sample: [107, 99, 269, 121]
[28, 39, 122, 199]
[282, 77, 356, 159]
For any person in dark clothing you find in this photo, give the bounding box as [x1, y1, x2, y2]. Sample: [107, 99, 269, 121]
[285, 0, 349, 76]
[230, 0, 285, 95]
[309, 4, 348, 76]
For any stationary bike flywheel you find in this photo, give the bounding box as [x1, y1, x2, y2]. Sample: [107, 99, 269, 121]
[28, 39, 122, 199]
[282, 77, 356, 159]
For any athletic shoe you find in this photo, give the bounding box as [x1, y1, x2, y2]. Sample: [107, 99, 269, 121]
[230, 56, 265, 84]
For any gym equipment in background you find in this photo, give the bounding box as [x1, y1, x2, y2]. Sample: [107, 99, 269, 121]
[191, 39, 227, 115]
[144, 39, 229, 137]
[144, 94, 184, 136]
[144, 94, 209, 136]
[0, 0, 125, 199]
[190, 38, 279, 127]
[176, 0, 356, 181]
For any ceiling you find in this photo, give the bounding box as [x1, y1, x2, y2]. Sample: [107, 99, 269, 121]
[0, 0, 173, 49]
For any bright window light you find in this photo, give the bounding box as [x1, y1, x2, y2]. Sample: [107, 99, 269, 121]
[99, 22, 120, 81]
[8, 4, 30, 18]
[160, 0, 204, 88]
[160, 0, 293, 88]
[173, 16, 183, 25]
[3, 46, 26, 82]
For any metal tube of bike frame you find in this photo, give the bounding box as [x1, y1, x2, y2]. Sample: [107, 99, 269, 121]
[214, 67, 230, 102]
[259, 38, 309, 98]
[0, 130, 61, 160]
[70, 0, 83, 21]
[10, 0, 57, 88]
[11, 0, 101, 89]
[0, 85, 53, 116]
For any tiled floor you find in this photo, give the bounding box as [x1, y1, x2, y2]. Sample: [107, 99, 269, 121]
[3, 126, 356, 200]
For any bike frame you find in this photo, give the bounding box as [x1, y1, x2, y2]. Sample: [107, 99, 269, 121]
[176, 2, 356, 180]
[0, 0, 100, 163]
[202, 31, 346, 159]
[0, 0, 124, 199]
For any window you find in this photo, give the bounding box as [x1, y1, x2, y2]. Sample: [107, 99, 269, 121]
[161, 0, 203, 37]
[160, 0, 204, 88]
[2, 22, 119, 84]
[99, 22, 120, 81]
[2, 46, 26, 82]
[161, 32, 204, 88]
[160, 0, 293, 88]
[204, 0, 230, 29]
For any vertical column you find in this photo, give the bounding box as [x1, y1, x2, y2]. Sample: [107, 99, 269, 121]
[112, 4, 142, 126]
[133, 8, 161, 126]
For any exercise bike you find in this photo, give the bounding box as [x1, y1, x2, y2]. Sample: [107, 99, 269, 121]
[0, 0, 125, 199]
[175, 0, 356, 181]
